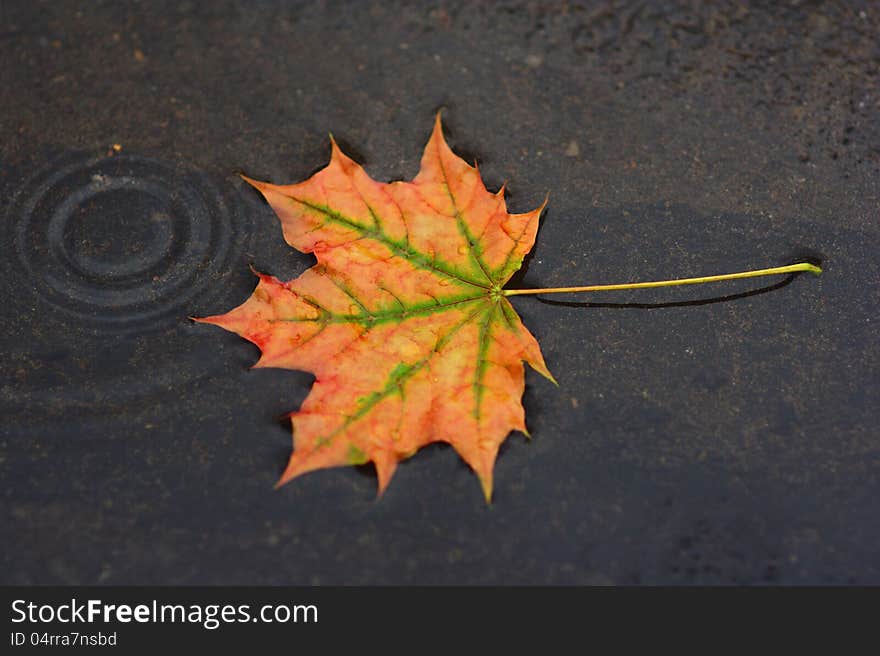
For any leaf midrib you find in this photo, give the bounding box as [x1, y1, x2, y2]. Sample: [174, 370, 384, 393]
[291, 196, 493, 290]
[271, 293, 489, 326]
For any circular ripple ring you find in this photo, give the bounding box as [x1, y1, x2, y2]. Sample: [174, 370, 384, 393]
[11, 153, 246, 334]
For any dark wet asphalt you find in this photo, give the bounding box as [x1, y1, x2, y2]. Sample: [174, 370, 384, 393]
[1, 1, 878, 584]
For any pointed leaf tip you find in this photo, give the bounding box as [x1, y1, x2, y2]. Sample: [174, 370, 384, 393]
[328, 132, 341, 156]
[371, 450, 398, 498]
[276, 454, 304, 489]
[431, 111, 447, 142]
[191, 314, 222, 326]
[480, 474, 494, 505]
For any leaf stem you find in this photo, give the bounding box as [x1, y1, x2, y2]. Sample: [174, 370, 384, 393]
[502, 262, 822, 296]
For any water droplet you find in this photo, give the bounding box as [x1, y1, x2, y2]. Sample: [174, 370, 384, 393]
[457, 245, 468, 255]
[348, 304, 361, 314]
[438, 279, 451, 286]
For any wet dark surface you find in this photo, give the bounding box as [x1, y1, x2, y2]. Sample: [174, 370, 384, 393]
[2, 1, 878, 584]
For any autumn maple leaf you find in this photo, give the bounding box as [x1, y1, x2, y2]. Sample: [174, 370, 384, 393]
[197, 115, 553, 501]
[197, 115, 822, 502]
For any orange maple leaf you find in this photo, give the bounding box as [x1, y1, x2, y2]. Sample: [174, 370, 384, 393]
[197, 116, 823, 500]
[197, 115, 554, 501]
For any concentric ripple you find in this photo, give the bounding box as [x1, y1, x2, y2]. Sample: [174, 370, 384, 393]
[11, 153, 249, 333]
